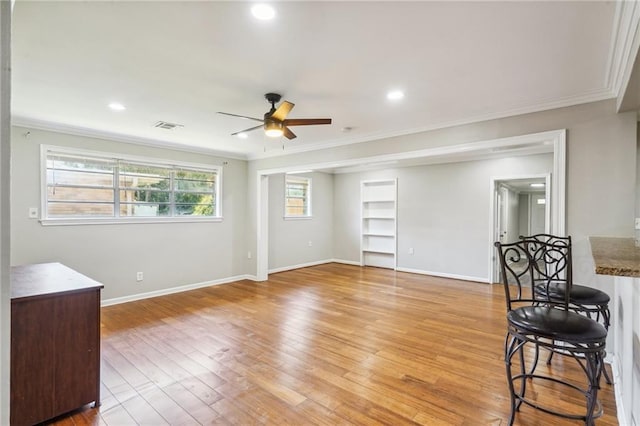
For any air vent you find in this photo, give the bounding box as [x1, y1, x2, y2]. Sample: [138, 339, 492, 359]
[154, 121, 183, 130]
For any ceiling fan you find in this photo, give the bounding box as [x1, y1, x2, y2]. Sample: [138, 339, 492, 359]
[218, 93, 332, 140]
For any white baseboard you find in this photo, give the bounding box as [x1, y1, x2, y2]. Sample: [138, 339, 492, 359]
[395, 267, 489, 283]
[331, 258, 361, 266]
[268, 259, 334, 274]
[101, 274, 254, 307]
[102, 260, 359, 306]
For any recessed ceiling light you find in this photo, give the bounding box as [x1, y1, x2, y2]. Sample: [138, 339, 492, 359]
[530, 183, 545, 188]
[108, 102, 126, 111]
[237, 132, 248, 139]
[386, 90, 404, 101]
[251, 4, 276, 20]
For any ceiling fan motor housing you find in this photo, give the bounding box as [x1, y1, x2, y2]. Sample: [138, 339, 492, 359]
[265, 92, 282, 105]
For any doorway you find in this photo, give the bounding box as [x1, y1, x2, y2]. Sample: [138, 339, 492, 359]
[490, 174, 551, 282]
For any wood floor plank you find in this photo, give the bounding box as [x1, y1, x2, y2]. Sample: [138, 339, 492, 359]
[50, 263, 617, 425]
[99, 403, 138, 426]
[119, 393, 169, 425]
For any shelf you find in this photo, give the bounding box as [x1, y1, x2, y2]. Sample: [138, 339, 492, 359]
[362, 249, 395, 255]
[362, 179, 397, 269]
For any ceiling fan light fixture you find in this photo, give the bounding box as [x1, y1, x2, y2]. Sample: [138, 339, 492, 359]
[219, 93, 331, 141]
[264, 120, 284, 137]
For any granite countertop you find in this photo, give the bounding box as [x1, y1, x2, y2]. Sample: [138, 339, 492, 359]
[589, 236, 640, 277]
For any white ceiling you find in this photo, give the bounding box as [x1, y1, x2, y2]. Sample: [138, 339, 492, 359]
[11, 1, 618, 160]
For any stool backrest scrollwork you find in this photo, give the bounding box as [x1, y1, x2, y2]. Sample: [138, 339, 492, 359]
[495, 238, 572, 311]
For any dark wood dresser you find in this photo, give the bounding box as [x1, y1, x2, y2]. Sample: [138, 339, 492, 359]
[10, 263, 103, 426]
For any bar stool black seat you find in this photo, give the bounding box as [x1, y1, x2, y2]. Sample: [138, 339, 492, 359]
[521, 233, 612, 383]
[495, 239, 607, 425]
[508, 306, 607, 344]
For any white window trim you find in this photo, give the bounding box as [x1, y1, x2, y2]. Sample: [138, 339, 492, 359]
[40, 145, 223, 225]
[283, 174, 312, 219]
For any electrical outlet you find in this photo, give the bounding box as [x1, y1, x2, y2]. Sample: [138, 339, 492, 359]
[136, 272, 143, 282]
[28, 207, 38, 219]
[408, 247, 414, 255]
[635, 218, 640, 230]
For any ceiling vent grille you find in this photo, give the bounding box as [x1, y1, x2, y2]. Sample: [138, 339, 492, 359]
[154, 121, 183, 130]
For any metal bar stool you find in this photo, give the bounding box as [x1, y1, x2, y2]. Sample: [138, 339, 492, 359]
[520, 234, 612, 384]
[495, 238, 607, 425]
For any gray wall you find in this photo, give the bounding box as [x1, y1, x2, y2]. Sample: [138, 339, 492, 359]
[11, 126, 249, 301]
[636, 122, 640, 222]
[0, 3, 10, 422]
[506, 186, 520, 244]
[248, 100, 637, 288]
[332, 154, 553, 281]
[268, 172, 333, 270]
[530, 193, 546, 234]
[518, 193, 530, 236]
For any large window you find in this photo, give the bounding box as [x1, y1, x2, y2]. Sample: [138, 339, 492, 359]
[43, 147, 221, 223]
[284, 175, 311, 217]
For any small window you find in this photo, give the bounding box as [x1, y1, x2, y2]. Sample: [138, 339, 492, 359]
[43, 147, 221, 223]
[285, 175, 311, 217]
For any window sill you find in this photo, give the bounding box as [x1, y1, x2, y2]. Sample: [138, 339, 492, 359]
[283, 216, 312, 221]
[39, 216, 224, 226]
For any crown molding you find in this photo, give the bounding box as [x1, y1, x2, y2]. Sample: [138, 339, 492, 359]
[247, 89, 613, 161]
[605, 0, 640, 103]
[11, 116, 249, 161]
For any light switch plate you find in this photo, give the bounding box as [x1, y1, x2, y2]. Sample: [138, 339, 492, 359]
[635, 218, 640, 230]
[28, 207, 38, 219]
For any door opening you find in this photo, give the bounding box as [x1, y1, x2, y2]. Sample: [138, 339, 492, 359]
[490, 174, 551, 283]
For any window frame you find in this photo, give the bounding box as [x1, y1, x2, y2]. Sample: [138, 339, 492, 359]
[40, 145, 223, 225]
[284, 174, 312, 219]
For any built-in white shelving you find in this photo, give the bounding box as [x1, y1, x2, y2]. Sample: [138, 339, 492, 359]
[361, 179, 397, 269]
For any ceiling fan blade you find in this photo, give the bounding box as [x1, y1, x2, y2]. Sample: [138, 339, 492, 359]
[283, 118, 332, 126]
[217, 112, 264, 123]
[271, 101, 295, 121]
[231, 124, 263, 136]
[283, 126, 297, 140]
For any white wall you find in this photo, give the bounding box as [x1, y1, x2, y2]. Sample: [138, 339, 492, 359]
[332, 154, 553, 281]
[10, 127, 249, 301]
[612, 275, 640, 425]
[268, 172, 333, 271]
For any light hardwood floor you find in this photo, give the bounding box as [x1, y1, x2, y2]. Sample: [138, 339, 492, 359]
[52, 263, 617, 425]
